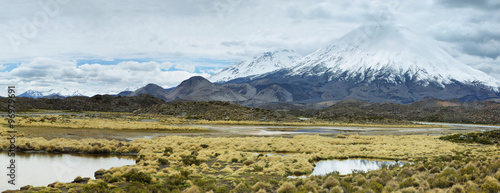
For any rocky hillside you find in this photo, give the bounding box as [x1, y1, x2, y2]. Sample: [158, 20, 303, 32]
[138, 100, 294, 121]
[0, 94, 165, 112]
[129, 83, 170, 101]
[291, 99, 500, 125]
[165, 76, 247, 102]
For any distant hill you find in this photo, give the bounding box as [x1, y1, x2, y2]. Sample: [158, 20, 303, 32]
[138, 100, 294, 121]
[291, 99, 500, 125]
[0, 94, 165, 112]
[164, 76, 248, 102]
[129, 83, 170, 101]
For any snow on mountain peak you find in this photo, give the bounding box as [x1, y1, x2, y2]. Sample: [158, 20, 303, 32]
[209, 49, 302, 83]
[289, 23, 500, 90]
[19, 88, 95, 98]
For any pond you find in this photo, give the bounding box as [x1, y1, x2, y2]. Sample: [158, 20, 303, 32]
[291, 159, 404, 178]
[0, 152, 135, 191]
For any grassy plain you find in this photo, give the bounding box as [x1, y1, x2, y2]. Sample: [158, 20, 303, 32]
[0, 111, 499, 192]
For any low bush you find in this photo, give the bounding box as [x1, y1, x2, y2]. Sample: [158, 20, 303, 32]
[122, 170, 152, 184]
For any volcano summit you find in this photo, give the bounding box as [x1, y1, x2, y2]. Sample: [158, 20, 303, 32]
[219, 24, 500, 104]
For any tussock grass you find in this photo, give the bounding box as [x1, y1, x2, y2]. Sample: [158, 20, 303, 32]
[164, 118, 441, 128]
[10, 116, 206, 131]
[1, 120, 499, 193]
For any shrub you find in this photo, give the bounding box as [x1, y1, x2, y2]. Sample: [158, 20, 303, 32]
[368, 181, 383, 193]
[231, 183, 251, 193]
[200, 144, 209, 148]
[451, 184, 465, 193]
[323, 176, 339, 189]
[231, 158, 239, 163]
[122, 170, 152, 184]
[399, 177, 418, 188]
[215, 185, 230, 193]
[256, 189, 266, 193]
[102, 174, 119, 183]
[300, 180, 317, 193]
[383, 180, 399, 192]
[336, 134, 347, 138]
[353, 175, 367, 186]
[243, 159, 254, 165]
[82, 181, 109, 192]
[399, 187, 417, 193]
[124, 181, 148, 193]
[148, 183, 167, 192]
[465, 181, 479, 192]
[415, 165, 427, 172]
[164, 147, 174, 155]
[181, 151, 201, 166]
[352, 186, 363, 192]
[398, 168, 413, 178]
[158, 158, 169, 165]
[481, 176, 500, 193]
[277, 182, 296, 193]
[252, 182, 272, 192]
[429, 166, 441, 174]
[340, 180, 354, 193]
[184, 186, 200, 193]
[330, 186, 344, 193]
[165, 174, 187, 190]
[419, 180, 430, 191]
[430, 176, 452, 189]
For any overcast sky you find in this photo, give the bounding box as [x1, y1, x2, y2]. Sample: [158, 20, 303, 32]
[0, 0, 499, 96]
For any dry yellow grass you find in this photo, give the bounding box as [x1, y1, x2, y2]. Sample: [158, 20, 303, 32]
[3, 133, 496, 177]
[1, 131, 499, 192]
[12, 116, 206, 131]
[161, 118, 443, 128]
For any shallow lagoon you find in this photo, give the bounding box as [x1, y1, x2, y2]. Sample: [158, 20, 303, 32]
[0, 152, 134, 191]
[311, 159, 404, 175]
[291, 159, 404, 178]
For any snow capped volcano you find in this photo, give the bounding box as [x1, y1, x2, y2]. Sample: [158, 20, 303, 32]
[209, 49, 302, 83]
[288, 24, 500, 90]
[19, 88, 94, 98]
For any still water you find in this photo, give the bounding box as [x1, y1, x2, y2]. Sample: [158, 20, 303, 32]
[0, 152, 135, 191]
[311, 159, 404, 175]
[291, 159, 403, 178]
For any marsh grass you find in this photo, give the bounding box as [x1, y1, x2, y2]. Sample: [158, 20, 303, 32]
[1, 123, 499, 192]
[10, 115, 206, 131]
[439, 130, 500, 145]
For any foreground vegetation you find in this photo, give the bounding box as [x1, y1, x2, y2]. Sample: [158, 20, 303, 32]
[439, 130, 500, 145]
[6, 115, 206, 131]
[1, 124, 499, 192]
[294, 99, 500, 125]
[2, 95, 499, 125]
[1, 111, 436, 135]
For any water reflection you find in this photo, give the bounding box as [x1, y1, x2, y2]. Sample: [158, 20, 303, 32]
[0, 152, 135, 191]
[311, 159, 403, 175]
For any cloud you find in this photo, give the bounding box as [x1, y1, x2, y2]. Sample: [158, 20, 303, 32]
[221, 41, 245, 47]
[427, 21, 500, 58]
[0, 0, 498, 94]
[174, 63, 197, 73]
[454, 53, 500, 81]
[0, 57, 208, 96]
[436, 0, 500, 10]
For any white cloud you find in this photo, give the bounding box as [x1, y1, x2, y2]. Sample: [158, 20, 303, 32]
[174, 63, 197, 73]
[0, 0, 498, 95]
[0, 58, 208, 96]
[455, 54, 500, 81]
